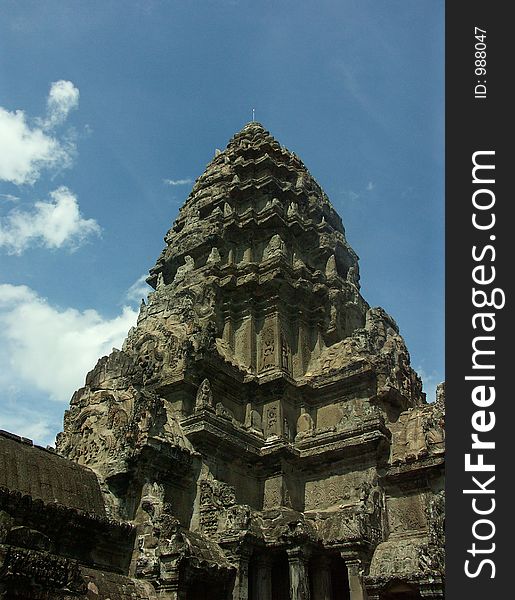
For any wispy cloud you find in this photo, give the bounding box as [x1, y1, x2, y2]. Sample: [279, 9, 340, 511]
[163, 178, 192, 186]
[0, 186, 100, 255]
[0, 403, 55, 447]
[0, 193, 20, 202]
[0, 81, 79, 185]
[335, 61, 386, 129]
[341, 189, 360, 202]
[341, 181, 376, 203]
[42, 80, 80, 129]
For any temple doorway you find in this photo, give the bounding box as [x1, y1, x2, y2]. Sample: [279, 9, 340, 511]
[308, 554, 350, 600]
[271, 552, 290, 600]
[380, 581, 422, 599]
[330, 555, 350, 600]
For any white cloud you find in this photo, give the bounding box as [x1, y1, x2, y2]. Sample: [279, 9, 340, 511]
[0, 107, 71, 185]
[0, 407, 54, 447]
[0, 284, 139, 404]
[341, 189, 360, 202]
[0, 186, 100, 254]
[163, 178, 192, 186]
[126, 274, 152, 303]
[0, 193, 20, 202]
[44, 80, 80, 129]
[0, 80, 78, 185]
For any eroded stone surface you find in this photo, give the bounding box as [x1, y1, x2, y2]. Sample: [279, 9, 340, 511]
[1, 123, 444, 599]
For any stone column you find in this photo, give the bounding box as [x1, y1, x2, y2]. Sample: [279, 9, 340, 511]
[252, 555, 272, 600]
[311, 556, 331, 600]
[157, 565, 187, 600]
[231, 550, 251, 600]
[346, 561, 368, 600]
[287, 547, 311, 600]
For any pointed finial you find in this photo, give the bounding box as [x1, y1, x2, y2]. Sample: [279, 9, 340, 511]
[252, 108, 255, 121]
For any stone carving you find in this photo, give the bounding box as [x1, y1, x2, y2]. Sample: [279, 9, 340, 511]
[207, 247, 221, 264]
[280, 333, 291, 372]
[195, 378, 214, 411]
[175, 255, 194, 281]
[347, 264, 359, 287]
[215, 401, 235, 422]
[287, 201, 299, 217]
[0, 121, 443, 600]
[266, 406, 278, 431]
[225, 504, 251, 532]
[264, 234, 286, 259]
[249, 409, 262, 433]
[295, 412, 314, 439]
[293, 251, 305, 270]
[326, 254, 338, 278]
[198, 479, 236, 534]
[260, 325, 275, 371]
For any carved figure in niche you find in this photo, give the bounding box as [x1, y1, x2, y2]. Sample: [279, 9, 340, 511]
[215, 402, 235, 422]
[224, 202, 232, 216]
[207, 247, 221, 264]
[326, 255, 338, 278]
[404, 411, 427, 459]
[156, 271, 165, 289]
[281, 334, 290, 372]
[283, 417, 292, 441]
[264, 234, 286, 260]
[261, 326, 275, 370]
[106, 402, 128, 433]
[296, 412, 314, 437]
[175, 255, 194, 282]
[167, 335, 182, 371]
[328, 289, 341, 330]
[287, 202, 299, 217]
[195, 320, 217, 353]
[141, 482, 165, 519]
[242, 245, 253, 263]
[195, 378, 213, 411]
[225, 505, 251, 531]
[296, 173, 306, 189]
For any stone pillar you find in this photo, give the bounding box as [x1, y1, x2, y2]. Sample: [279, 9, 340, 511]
[250, 311, 256, 371]
[287, 547, 311, 600]
[252, 555, 272, 600]
[157, 565, 187, 600]
[346, 561, 368, 600]
[311, 556, 331, 600]
[232, 550, 251, 600]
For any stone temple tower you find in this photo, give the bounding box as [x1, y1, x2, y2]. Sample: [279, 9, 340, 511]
[52, 122, 444, 599]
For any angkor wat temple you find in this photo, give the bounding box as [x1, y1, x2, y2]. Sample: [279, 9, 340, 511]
[0, 122, 444, 599]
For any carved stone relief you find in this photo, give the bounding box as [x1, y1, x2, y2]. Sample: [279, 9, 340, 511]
[195, 379, 214, 412]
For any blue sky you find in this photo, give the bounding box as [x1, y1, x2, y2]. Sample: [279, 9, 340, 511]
[0, 0, 444, 446]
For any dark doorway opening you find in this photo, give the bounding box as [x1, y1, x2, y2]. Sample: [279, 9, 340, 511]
[187, 578, 226, 600]
[380, 581, 422, 599]
[271, 552, 290, 600]
[331, 554, 350, 600]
